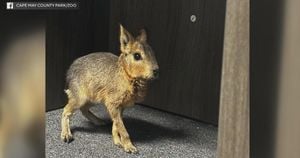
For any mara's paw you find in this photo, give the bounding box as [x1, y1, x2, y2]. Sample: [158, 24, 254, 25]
[60, 131, 73, 143]
[123, 144, 138, 153]
[113, 138, 122, 148]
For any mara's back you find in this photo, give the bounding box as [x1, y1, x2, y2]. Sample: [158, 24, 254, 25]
[66, 52, 119, 91]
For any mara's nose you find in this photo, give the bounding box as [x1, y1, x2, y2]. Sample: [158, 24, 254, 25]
[153, 69, 159, 78]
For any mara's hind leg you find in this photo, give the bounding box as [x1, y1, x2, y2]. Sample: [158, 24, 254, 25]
[61, 99, 76, 142]
[61, 89, 86, 143]
[80, 104, 106, 126]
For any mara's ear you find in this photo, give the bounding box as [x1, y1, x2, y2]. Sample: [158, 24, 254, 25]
[136, 29, 147, 42]
[120, 24, 133, 51]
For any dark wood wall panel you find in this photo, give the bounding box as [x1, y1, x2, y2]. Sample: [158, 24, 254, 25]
[109, 0, 226, 124]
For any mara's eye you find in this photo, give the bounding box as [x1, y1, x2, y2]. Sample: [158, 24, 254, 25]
[133, 53, 142, 60]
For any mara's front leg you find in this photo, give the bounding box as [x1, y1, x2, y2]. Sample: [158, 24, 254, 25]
[106, 105, 137, 153]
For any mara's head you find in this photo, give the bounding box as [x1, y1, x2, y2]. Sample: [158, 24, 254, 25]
[119, 24, 159, 81]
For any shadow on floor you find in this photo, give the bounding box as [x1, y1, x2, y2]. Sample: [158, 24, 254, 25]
[71, 118, 187, 143]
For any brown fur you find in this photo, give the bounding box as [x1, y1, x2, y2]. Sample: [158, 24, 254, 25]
[61, 25, 159, 153]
